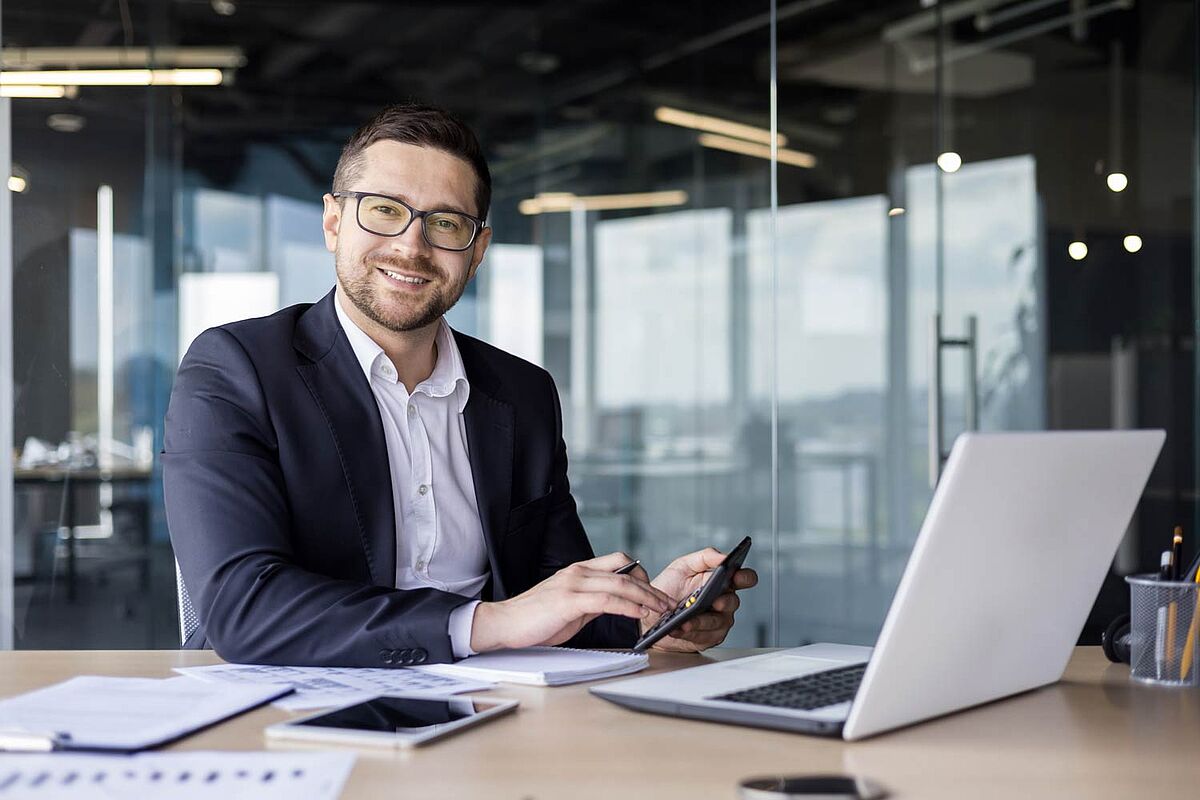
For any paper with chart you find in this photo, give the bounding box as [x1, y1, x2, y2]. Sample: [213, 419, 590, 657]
[0, 751, 355, 799]
[174, 663, 495, 710]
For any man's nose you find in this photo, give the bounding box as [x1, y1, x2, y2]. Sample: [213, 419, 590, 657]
[386, 217, 432, 256]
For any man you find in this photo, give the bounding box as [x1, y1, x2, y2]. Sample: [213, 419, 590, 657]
[164, 103, 757, 667]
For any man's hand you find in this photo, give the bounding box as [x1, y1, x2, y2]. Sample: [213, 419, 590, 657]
[642, 547, 759, 653]
[470, 552, 674, 653]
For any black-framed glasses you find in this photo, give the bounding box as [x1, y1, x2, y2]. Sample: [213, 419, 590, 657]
[333, 191, 485, 252]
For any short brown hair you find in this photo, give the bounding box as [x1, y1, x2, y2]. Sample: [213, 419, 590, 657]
[332, 103, 492, 219]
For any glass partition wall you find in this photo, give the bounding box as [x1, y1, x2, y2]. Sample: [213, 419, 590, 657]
[769, 0, 1196, 646]
[933, 0, 1195, 639]
[1, 0, 1196, 650]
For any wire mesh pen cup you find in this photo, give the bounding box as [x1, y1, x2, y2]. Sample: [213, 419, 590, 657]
[1126, 574, 1200, 687]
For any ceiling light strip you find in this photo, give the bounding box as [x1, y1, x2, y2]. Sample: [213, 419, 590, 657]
[697, 133, 817, 168]
[1, 46, 246, 69]
[0, 86, 67, 98]
[0, 69, 224, 87]
[655, 106, 786, 146]
[519, 190, 688, 215]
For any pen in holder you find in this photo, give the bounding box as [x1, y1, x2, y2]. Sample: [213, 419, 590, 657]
[1125, 574, 1200, 687]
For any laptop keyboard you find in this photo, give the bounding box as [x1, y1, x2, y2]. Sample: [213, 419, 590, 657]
[710, 662, 867, 711]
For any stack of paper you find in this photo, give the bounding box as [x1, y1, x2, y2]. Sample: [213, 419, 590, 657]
[0, 751, 355, 799]
[415, 647, 649, 686]
[174, 663, 494, 710]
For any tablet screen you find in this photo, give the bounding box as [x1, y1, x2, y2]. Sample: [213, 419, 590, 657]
[295, 697, 501, 733]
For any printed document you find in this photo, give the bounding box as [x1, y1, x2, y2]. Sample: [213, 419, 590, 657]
[175, 663, 494, 710]
[0, 750, 355, 799]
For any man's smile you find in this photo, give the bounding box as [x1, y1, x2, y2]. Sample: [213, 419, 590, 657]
[377, 267, 433, 288]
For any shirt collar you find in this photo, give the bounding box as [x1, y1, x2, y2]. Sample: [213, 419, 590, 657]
[334, 293, 470, 412]
[334, 292, 385, 379]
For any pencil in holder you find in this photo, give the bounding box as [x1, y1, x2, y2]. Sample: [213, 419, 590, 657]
[1125, 574, 1200, 687]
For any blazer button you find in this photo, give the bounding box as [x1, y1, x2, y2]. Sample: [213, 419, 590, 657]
[398, 648, 410, 661]
[413, 650, 427, 663]
[380, 649, 394, 665]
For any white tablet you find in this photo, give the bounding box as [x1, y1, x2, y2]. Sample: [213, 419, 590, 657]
[265, 694, 518, 748]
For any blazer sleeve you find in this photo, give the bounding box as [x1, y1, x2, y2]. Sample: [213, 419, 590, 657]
[163, 327, 470, 667]
[536, 370, 639, 650]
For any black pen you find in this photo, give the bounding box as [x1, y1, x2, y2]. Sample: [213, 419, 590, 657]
[615, 560, 641, 576]
[1159, 550, 1173, 581]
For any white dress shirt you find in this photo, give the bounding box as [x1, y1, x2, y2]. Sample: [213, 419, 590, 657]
[335, 295, 485, 657]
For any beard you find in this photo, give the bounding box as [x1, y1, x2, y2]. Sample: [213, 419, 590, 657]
[336, 246, 467, 333]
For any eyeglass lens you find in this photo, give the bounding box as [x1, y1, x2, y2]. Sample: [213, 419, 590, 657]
[357, 194, 477, 250]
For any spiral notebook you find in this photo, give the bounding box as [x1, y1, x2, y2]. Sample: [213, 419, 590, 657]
[414, 647, 649, 686]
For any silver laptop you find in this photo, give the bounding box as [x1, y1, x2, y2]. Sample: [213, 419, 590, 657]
[592, 430, 1164, 740]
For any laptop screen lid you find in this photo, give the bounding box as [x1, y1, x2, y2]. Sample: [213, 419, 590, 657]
[842, 430, 1163, 740]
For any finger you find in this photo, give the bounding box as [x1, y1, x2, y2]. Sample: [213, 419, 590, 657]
[656, 633, 714, 653]
[668, 622, 729, 647]
[581, 574, 673, 611]
[711, 592, 741, 614]
[667, 547, 726, 577]
[575, 592, 652, 620]
[579, 551, 638, 572]
[732, 568, 758, 590]
[676, 611, 726, 635]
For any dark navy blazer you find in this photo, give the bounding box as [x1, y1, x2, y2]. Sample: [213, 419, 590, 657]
[163, 289, 636, 666]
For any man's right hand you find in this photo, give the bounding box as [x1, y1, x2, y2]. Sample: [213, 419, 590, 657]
[469, 552, 674, 652]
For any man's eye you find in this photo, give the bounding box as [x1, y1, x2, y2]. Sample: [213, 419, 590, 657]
[371, 205, 398, 215]
[433, 218, 459, 231]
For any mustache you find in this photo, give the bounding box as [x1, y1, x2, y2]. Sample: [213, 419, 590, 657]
[366, 254, 441, 280]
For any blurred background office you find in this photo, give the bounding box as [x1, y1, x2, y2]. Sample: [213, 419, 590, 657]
[0, 0, 1194, 650]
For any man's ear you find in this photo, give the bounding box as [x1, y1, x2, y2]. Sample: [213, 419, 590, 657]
[467, 225, 493, 281]
[321, 193, 342, 253]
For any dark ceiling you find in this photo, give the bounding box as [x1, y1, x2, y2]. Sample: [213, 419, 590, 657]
[2, 0, 1195, 232]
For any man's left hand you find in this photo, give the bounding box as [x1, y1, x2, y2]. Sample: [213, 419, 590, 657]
[637, 547, 759, 653]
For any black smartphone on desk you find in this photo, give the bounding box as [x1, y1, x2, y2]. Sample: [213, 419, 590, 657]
[633, 536, 752, 652]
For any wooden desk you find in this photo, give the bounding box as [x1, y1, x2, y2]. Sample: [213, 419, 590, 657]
[2, 648, 1197, 799]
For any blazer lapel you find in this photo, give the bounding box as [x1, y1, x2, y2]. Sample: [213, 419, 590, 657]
[456, 332, 513, 601]
[294, 291, 396, 587]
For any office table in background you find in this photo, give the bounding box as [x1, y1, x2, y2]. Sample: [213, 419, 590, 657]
[14, 466, 154, 602]
[0, 648, 1196, 799]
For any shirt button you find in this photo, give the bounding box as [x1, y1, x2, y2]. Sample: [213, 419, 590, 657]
[408, 404, 417, 416]
[418, 484, 428, 496]
[416, 559, 426, 571]
[381, 364, 395, 378]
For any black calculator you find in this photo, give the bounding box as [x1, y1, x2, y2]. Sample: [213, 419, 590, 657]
[632, 536, 752, 652]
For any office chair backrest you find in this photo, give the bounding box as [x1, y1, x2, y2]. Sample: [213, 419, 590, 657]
[175, 560, 200, 645]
